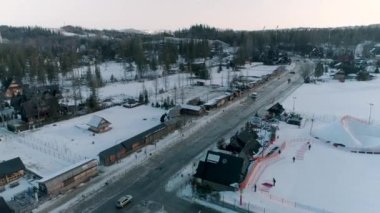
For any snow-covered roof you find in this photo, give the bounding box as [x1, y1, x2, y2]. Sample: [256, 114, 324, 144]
[204, 93, 232, 106]
[38, 158, 97, 183]
[87, 115, 110, 128]
[180, 104, 203, 111]
[204, 99, 218, 106]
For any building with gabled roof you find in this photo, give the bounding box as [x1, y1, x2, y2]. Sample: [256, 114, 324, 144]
[194, 151, 244, 191]
[267, 102, 285, 117]
[87, 115, 112, 133]
[4, 80, 23, 98]
[38, 159, 98, 196]
[0, 157, 26, 187]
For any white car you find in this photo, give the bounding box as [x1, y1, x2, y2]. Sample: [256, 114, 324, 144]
[115, 195, 133, 208]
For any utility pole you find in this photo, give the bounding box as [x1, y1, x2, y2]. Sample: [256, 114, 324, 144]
[309, 114, 315, 135]
[369, 103, 374, 124]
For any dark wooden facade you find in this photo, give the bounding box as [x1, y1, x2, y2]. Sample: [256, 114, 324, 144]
[99, 122, 178, 166]
[0, 157, 25, 187]
[38, 159, 98, 196]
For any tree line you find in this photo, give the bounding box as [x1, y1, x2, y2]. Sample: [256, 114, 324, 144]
[1, 24, 380, 88]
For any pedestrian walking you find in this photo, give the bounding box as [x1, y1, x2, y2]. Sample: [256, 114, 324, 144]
[254, 184, 257, 192]
[308, 144, 311, 150]
[292, 156, 295, 163]
[278, 149, 281, 154]
[273, 178, 276, 186]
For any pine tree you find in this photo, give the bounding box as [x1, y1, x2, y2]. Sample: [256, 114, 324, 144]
[314, 62, 324, 79]
[144, 90, 149, 104]
[86, 65, 93, 87]
[87, 86, 99, 112]
[94, 65, 103, 87]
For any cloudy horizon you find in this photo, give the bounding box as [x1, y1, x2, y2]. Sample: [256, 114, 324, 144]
[1, 0, 379, 31]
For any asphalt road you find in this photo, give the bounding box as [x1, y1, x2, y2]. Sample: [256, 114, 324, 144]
[64, 63, 306, 213]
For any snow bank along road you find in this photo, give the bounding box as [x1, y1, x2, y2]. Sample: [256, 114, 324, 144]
[59, 62, 308, 213]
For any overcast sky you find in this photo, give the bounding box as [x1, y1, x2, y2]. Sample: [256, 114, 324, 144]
[0, 0, 379, 31]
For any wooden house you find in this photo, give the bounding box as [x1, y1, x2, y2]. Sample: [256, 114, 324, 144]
[4, 80, 22, 98]
[267, 103, 285, 117]
[20, 100, 38, 123]
[19, 92, 60, 124]
[87, 116, 112, 133]
[194, 151, 244, 191]
[234, 130, 261, 171]
[0, 157, 26, 186]
[38, 159, 98, 196]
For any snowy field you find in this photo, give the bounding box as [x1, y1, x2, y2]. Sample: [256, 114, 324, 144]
[0, 60, 284, 204]
[0, 105, 165, 178]
[63, 61, 285, 106]
[215, 73, 380, 212]
[281, 74, 380, 123]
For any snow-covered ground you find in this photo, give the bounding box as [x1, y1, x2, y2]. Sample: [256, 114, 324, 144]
[246, 121, 380, 213]
[213, 71, 380, 213]
[0, 105, 165, 178]
[0, 60, 284, 205]
[37, 90, 255, 212]
[281, 74, 380, 123]
[62, 61, 286, 106]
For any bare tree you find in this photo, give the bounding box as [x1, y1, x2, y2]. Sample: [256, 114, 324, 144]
[162, 70, 169, 92]
[180, 86, 185, 104]
[153, 76, 159, 102]
[227, 68, 231, 88]
[173, 86, 177, 104]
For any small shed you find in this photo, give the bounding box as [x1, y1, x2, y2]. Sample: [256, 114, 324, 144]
[334, 70, 346, 82]
[0, 157, 26, 186]
[87, 115, 112, 133]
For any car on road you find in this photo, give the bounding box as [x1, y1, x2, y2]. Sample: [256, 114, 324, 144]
[250, 92, 257, 100]
[116, 195, 133, 208]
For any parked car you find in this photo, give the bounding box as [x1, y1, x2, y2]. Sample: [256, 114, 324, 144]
[116, 195, 133, 208]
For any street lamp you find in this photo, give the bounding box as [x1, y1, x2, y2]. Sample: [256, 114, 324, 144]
[369, 103, 374, 124]
[292, 96, 297, 112]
